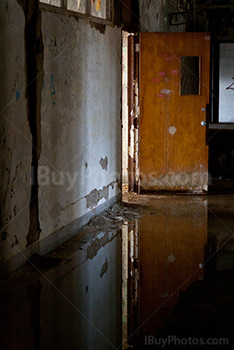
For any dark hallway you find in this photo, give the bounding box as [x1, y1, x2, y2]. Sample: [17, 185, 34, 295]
[2, 0, 234, 349]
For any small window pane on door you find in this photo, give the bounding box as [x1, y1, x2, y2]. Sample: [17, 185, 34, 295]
[67, 0, 86, 13]
[181, 56, 200, 96]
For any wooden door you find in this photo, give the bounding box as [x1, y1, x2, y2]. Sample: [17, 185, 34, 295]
[139, 33, 210, 193]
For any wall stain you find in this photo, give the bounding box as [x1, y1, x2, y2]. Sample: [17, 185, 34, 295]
[99, 156, 108, 171]
[99, 258, 108, 278]
[16, 90, 20, 100]
[17, 0, 44, 247]
[50, 73, 56, 105]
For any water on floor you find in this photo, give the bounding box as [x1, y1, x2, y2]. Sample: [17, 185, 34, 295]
[1, 194, 234, 349]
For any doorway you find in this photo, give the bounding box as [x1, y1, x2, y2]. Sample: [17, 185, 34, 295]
[123, 32, 212, 195]
[122, 30, 140, 194]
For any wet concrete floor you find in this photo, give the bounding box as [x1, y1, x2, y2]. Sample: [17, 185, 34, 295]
[1, 194, 234, 349]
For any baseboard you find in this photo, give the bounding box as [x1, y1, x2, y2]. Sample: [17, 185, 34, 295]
[0, 192, 121, 278]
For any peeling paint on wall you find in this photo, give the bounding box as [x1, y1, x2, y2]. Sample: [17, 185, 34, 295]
[85, 180, 119, 209]
[39, 15, 121, 239]
[86, 231, 117, 260]
[0, 1, 122, 267]
[85, 186, 109, 209]
[89, 21, 106, 34]
[0, 0, 31, 262]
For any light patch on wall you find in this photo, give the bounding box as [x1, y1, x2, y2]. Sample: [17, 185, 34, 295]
[129, 124, 134, 158]
[168, 126, 177, 135]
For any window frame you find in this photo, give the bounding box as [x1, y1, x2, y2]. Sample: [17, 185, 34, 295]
[180, 55, 201, 96]
[39, 0, 114, 25]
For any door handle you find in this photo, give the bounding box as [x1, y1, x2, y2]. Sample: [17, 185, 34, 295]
[201, 107, 206, 112]
[201, 120, 207, 126]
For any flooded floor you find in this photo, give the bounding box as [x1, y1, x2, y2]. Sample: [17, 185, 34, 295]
[1, 194, 234, 349]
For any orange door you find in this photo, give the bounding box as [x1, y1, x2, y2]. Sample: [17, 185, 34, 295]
[139, 33, 210, 193]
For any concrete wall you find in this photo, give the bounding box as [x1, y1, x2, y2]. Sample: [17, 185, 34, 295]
[0, 0, 121, 271]
[139, 0, 193, 32]
[194, 0, 234, 39]
[0, 0, 32, 263]
[39, 11, 122, 240]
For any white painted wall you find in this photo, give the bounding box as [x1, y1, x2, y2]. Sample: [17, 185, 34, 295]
[0, 1, 122, 266]
[39, 11, 122, 239]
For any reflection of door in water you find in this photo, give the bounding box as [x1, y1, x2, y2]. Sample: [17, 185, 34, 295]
[139, 197, 207, 345]
[139, 33, 210, 193]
